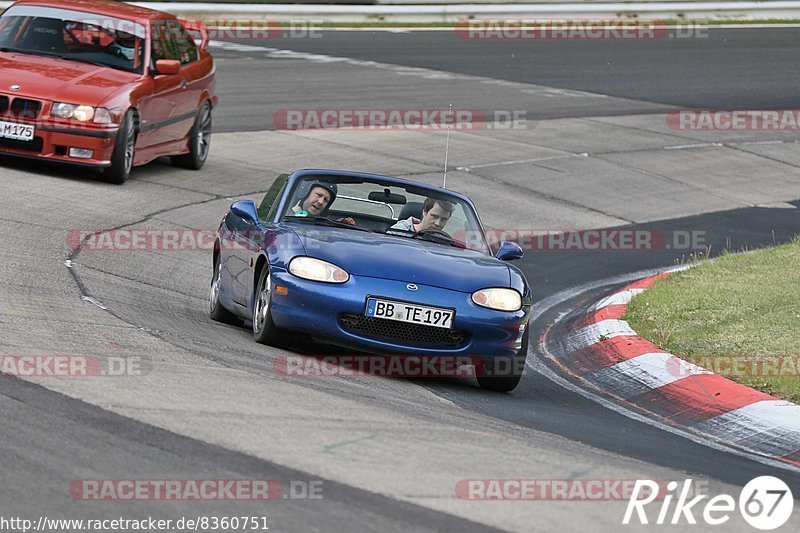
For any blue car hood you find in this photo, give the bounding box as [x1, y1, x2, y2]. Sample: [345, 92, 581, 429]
[287, 224, 511, 293]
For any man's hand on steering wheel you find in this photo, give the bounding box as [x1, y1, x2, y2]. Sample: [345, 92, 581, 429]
[416, 228, 452, 240]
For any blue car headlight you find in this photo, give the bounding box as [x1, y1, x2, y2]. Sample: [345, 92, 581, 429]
[289, 256, 349, 283]
[471, 288, 522, 312]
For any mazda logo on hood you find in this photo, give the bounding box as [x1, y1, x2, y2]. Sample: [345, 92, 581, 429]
[406, 284, 419, 291]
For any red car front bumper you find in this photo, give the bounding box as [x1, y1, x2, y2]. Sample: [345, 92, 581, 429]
[0, 119, 120, 168]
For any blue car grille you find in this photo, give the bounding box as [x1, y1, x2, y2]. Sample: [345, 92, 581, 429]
[340, 314, 468, 348]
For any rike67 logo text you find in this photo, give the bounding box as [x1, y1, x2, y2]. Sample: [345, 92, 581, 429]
[624, 477, 793, 530]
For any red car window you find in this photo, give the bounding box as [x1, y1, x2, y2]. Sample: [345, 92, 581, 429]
[170, 21, 198, 65]
[0, 5, 146, 73]
[151, 21, 180, 63]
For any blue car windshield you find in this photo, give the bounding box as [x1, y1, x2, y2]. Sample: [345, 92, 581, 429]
[0, 5, 146, 73]
[282, 176, 492, 254]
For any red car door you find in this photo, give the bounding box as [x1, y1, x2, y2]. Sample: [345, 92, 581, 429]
[137, 21, 186, 148]
[169, 20, 210, 138]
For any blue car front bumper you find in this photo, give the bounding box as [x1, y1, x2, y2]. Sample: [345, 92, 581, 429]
[268, 268, 529, 358]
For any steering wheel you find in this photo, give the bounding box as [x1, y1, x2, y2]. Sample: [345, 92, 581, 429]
[416, 228, 453, 240]
[109, 44, 133, 60]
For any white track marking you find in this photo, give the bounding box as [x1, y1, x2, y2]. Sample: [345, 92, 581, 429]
[80, 296, 107, 311]
[693, 401, 800, 457]
[665, 142, 724, 150]
[591, 288, 646, 310]
[562, 319, 637, 351]
[587, 352, 711, 399]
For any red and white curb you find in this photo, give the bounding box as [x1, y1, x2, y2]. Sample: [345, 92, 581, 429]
[550, 271, 800, 468]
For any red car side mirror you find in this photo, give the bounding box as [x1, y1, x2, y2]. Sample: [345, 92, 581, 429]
[155, 59, 180, 75]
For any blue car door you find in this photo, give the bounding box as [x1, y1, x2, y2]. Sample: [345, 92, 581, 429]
[233, 223, 262, 311]
[223, 212, 253, 307]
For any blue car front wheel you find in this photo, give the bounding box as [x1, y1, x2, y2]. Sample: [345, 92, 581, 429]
[209, 254, 240, 325]
[253, 267, 283, 346]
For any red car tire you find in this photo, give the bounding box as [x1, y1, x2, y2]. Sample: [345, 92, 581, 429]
[171, 100, 212, 170]
[103, 109, 136, 184]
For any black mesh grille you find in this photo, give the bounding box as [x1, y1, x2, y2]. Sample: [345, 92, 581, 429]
[340, 314, 467, 348]
[0, 96, 8, 115]
[0, 136, 43, 152]
[10, 98, 41, 119]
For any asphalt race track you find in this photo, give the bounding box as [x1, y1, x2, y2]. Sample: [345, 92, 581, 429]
[2, 28, 800, 532]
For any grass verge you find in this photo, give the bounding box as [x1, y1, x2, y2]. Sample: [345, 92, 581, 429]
[624, 240, 800, 403]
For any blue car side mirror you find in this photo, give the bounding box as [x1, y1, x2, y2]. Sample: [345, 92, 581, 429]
[230, 200, 259, 225]
[496, 241, 523, 261]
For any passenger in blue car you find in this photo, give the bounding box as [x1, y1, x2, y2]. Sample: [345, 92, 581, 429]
[390, 198, 455, 234]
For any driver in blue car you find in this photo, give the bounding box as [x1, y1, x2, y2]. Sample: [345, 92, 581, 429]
[290, 182, 356, 225]
[390, 198, 454, 234]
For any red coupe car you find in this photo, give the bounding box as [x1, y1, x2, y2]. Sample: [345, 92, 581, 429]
[0, 0, 217, 183]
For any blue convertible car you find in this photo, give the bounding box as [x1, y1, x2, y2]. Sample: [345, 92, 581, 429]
[210, 169, 532, 391]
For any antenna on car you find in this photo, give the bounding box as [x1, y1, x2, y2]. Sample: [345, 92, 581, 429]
[442, 103, 452, 189]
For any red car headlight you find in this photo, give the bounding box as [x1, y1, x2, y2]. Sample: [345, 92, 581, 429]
[52, 102, 113, 124]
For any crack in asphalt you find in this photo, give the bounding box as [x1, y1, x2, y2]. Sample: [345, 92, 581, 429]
[727, 142, 800, 171]
[76, 263, 208, 302]
[133, 178, 237, 196]
[61, 187, 271, 373]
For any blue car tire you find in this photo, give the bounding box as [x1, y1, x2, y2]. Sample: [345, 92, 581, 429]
[209, 254, 240, 325]
[253, 267, 283, 346]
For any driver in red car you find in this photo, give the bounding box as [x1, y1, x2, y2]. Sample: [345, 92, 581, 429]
[390, 198, 455, 233]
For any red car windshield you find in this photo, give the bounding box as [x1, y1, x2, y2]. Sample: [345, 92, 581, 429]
[0, 5, 146, 73]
